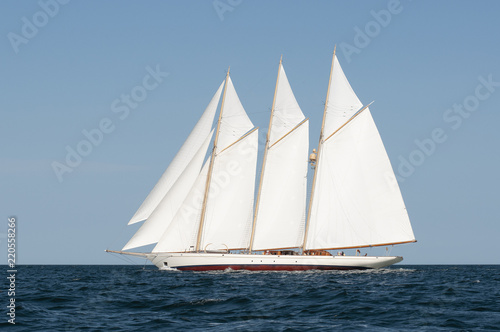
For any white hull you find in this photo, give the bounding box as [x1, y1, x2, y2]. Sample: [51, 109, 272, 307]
[147, 253, 403, 271]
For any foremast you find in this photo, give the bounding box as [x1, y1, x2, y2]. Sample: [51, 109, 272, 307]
[193, 68, 259, 253]
[195, 68, 230, 252]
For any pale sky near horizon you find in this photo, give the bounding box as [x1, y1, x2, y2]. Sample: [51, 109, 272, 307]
[1, 0, 499, 265]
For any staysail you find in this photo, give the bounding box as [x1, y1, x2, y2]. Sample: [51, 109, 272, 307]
[305, 53, 415, 250]
[128, 82, 224, 224]
[152, 160, 211, 253]
[251, 62, 309, 251]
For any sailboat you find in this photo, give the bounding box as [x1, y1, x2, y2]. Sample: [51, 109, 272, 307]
[106, 49, 416, 271]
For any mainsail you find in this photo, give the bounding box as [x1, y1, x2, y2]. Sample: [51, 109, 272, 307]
[128, 82, 224, 225]
[251, 61, 309, 251]
[306, 109, 415, 249]
[305, 52, 415, 250]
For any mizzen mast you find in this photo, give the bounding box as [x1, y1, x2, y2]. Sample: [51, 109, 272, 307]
[302, 45, 336, 252]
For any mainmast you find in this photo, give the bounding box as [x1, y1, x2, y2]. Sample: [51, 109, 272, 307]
[302, 45, 336, 252]
[248, 56, 283, 253]
[195, 68, 230, 252]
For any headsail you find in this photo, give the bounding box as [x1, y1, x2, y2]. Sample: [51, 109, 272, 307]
[251, 62, 309, 251]
[128, 82, 224, 225]
[122, 130, 213, 250]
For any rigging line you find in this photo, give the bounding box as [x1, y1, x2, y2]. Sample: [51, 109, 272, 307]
[311, 239, 417, 251]
[107, 217, 136, 252]
[107, 251, 145, 265]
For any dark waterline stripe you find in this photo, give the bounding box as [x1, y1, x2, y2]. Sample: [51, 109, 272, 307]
[176, 264, 371, 271]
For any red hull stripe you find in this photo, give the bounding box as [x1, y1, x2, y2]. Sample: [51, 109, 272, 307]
[176, 264, 370, 271]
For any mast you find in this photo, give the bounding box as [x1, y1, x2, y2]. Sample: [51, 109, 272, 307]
[302, 45, 336, 252]
[195, 68, 230, 252]
[248, 56, 282, 253]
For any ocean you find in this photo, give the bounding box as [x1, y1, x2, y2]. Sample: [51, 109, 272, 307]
[2, 265, 499, 331]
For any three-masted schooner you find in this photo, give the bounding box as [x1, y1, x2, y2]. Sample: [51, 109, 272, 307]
[106, 49, 416, 271]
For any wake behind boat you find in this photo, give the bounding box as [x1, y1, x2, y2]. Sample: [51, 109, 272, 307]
[106, 48, 416, 271]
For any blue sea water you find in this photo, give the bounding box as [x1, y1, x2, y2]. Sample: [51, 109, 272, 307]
[1, 265, 499, 331]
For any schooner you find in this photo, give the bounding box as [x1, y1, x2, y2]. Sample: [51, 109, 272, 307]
[106, 49, 416, 271]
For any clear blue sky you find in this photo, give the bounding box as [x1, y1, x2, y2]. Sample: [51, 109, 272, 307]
[1, 0, 499, 264]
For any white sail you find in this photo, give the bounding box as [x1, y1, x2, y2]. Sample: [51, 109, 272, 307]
[269, 65, 306, 145]
[252, 63, 309, 251]
[122, 131, 214, 250]
[216, 76, 254, 152]
[152, 160, 210, 253]
[323, 55, 363, 136]
[199, 129, 258, 250]
[128, 82, 224, 224]
[306, 108, 415, 250]
[252, 121, 308, 250]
